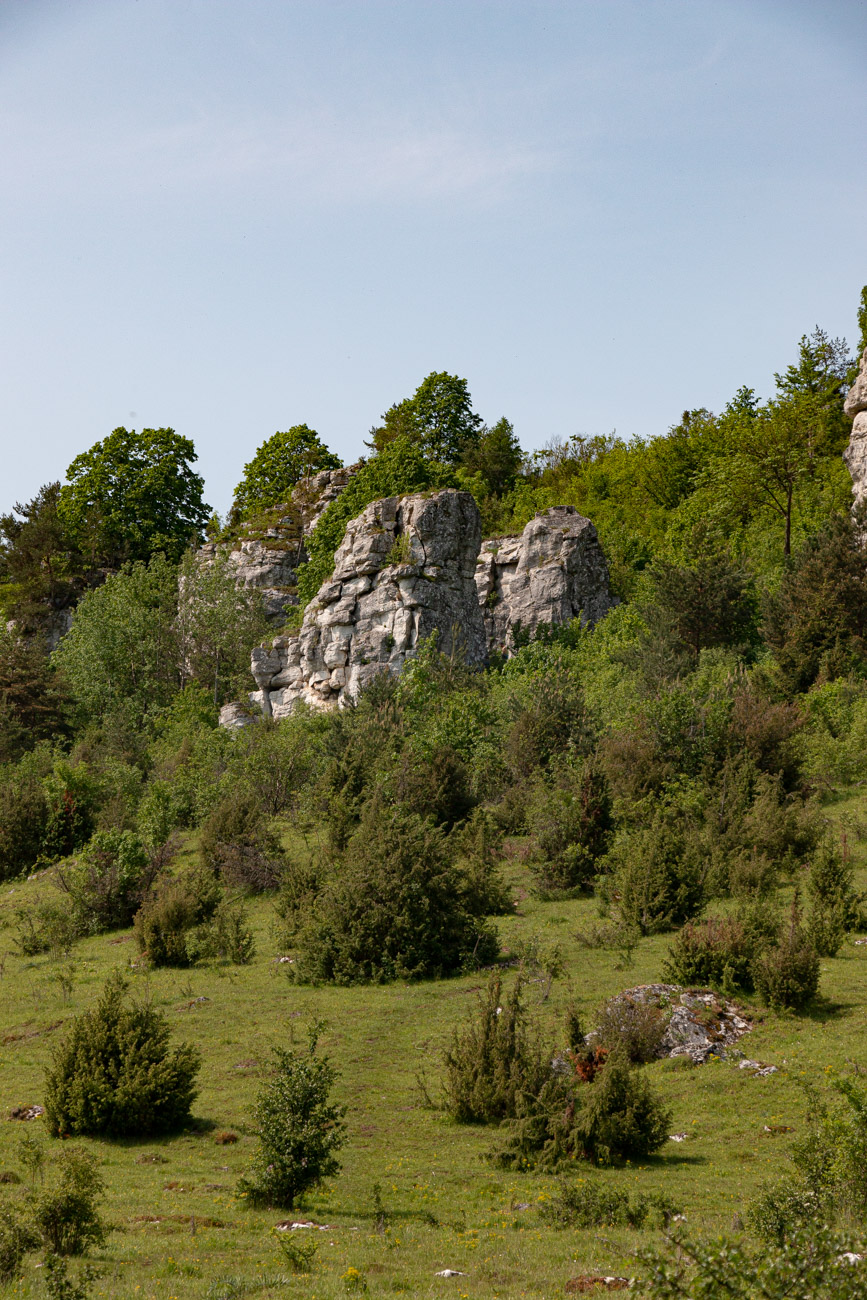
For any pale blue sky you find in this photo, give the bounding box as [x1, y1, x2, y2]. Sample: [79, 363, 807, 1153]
[2, 0, 865, 515]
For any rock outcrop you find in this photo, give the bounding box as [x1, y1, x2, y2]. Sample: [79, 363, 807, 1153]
[597, 984, 752, 1066]
[844, 346, 867, 511]
[200, 466, 359, 622]
[475, 506, 614, 654]
[251, 490, 486, 717]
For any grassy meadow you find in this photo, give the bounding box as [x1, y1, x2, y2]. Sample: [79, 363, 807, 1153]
[1, 789, 866, 1300]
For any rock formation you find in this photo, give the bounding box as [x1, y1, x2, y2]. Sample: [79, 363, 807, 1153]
[200, 466, 358, 622]
[844, 346, 867, 511]
[251, 490, 486, 718]
[241, 494, 615, 722]
[475, 506, 614, 655]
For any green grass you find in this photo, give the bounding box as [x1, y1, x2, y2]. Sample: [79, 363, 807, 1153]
[2, 802, 867, 1300]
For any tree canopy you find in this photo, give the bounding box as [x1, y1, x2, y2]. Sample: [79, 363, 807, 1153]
[59, 427, 210, 567]
[369, 371, 483, 465]
[231, 424, 342, 522]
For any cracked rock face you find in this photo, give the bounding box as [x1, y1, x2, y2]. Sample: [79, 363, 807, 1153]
[252, 490, 486, 717]
[601, 984, 752, 1065]
[475, 506, 614, 654]
[845, 348, 867, 512]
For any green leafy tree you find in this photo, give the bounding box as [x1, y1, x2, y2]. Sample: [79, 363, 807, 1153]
[460, 417, 524, 495]
[59, 427, 210, 567]
[231, 425, 342, 522]
[53, 553, 180, 725]
[43, 972, 199, 1137]
[177, 549, 270, 704]
[776, 326, 853, 453]
[0, 627, 70, 762]
[642, 545, 758, 659]
[238, 1027, 347, 1208]
[0, 483, 84, 630]
[369, 371, 483, 465]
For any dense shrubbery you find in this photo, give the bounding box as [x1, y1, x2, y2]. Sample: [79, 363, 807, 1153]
[752, 900, 820, 1011]
[284, 804, 498, 984]
[541, 1177, 679, 1229]
[44, 972, 200, 1137]
[56, 830, 157, 933]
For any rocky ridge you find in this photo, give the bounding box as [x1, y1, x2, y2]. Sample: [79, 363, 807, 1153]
[844, 345, 867, 510]
[243, 493, 614, 721]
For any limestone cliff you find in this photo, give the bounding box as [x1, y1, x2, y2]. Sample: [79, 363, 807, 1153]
[475, 506, 614, 655]
[251, 490, 485, 718]
[244, 493, 614, 721]
[844, 346, 867, 511]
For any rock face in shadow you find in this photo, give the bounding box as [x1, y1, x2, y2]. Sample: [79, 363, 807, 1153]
[844, 347, 867, 511]
[475, 506, 614, 655]
[251, 490, 485, 717]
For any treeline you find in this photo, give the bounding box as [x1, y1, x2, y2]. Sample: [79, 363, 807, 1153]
[1, 293, 867, 994]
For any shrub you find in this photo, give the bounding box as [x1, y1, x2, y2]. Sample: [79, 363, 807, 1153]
[43, 1252, 100, 1300]
[0, 767, 48, 879]
[573, 1051, 673, 1165]
[194, 897, 255, 965]
[615, 819, 705, 934]
[15, 897, 80, 958]
[442, 973, 549, 1124]
[805, 837, 862, 957]
[663, 915, 756, 992]
[56, 830, 156, 933]
[393, 741, 475, 829]
[497, 1050, 672, 1169]
[0, 1206, 39, 1282]
[29, 1148, 105, 1256]
[752, 900, 820, 1011]
[528, 762, 612, 893]
[291, 805, 498, 984]
[238, 1027, 347, 1208]
[199, 790, 286, 891]
[133, 868, 221, 967]
[637, 1222, 867, 1299]
[593, 995, 667, 1064]
[540, 1178, 679, 1229]
[502, 674, 591, 778]
[451, 809, 512, 917]
[44, 971, 200, 1137]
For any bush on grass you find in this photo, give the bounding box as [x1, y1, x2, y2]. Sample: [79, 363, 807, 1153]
[133, 866, 221, 967]
[636, 1223, 867, 1299]
[43, 972, 200, 1137]
[0, 1207, 39, 1282]
[200, 789, 287, 892]
[442, 973, 549, 1123]
[238, 1027, 347, 1209]
[614, 819, 705, 934]
[15, 897, 81, 957]
[663, 915, 757, 992]
[540, 1178, 680, 1229]
[497, 1050, 672, 1169]
[289, 804, 498, 984]
[528, 761, 613, 893]
[751, 898, 820, 1011]
[29, 1147, 105, 1256]
[56, 829, 157, 933]
[450, 809, 512, 917]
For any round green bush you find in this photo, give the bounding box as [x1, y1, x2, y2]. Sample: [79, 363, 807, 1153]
[44, 972, 200, 1137]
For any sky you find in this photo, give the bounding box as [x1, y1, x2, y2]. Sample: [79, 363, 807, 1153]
[2, 0, 866, 516]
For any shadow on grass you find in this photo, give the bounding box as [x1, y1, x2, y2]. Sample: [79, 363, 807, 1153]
[799, 997, 856, 1023]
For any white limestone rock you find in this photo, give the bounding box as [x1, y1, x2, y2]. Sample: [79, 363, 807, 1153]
[476, 506, 614, 655]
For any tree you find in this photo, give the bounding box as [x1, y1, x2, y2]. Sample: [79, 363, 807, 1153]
[177, 549, 270, 705]
[775, 326, 853, 455]
[58, 427, 210, 567]
[238, 1027, 347, 1208]
[726, 393, 822, 557]
[763, 508, 867, 693]
[0, 483, 84, 631]
[460, 417, 524, 495]
[231, 425, 342, 522]
[369, 372, 483, 465]
[643, 546, 758, 659]
[0, 627, 69, 762]
[53, 553, 180, 725]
